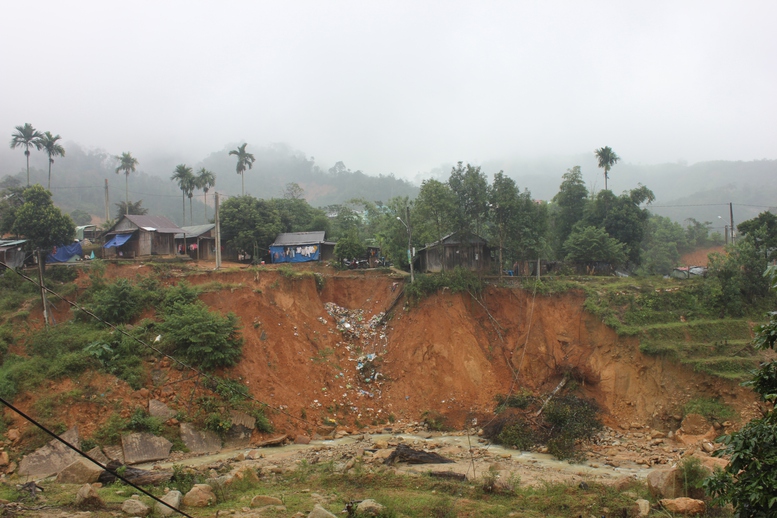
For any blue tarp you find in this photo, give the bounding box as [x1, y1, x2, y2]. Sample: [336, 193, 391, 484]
[270, 244, 321, 263]
[104, 233, 133, 248]
[47, 242, 83, 263]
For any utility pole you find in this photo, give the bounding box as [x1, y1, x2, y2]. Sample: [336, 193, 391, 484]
[407, 206, 414, 283]
[724, 225, 729, 246]
[214, 192, 222, 270]
[729, 202, 735, 244]
[104, 179, 110, 223]
[37, 250, 49, 328]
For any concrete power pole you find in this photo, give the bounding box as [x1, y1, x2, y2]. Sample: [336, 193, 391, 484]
[729, 202, 735, 244]
[104, 179, 110, 223]
[215, 192, 222, 270]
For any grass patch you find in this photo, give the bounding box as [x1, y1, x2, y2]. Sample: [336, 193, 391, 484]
[406, 267, 484, 304]
[683, 397, 736, 422]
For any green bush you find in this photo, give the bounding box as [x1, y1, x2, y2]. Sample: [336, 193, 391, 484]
[90, 278, 146, 324]
[127, 408, 163, 435]
[683, 397, 735, 422]
[497, 419, 535, 450]
[84, 328, 146, 389]
[159, 302, 243, 370]
[93, 413, 129, 445]
[204, 412, 232, 436]
[406, 267, 483, 304]
[678, 456, 711, 498]
[160, 281, 200, 313]
[541, 396, 603, 460]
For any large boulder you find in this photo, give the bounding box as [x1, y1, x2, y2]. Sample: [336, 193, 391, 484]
[356, 499, 385, 516]
[121, 496, 151, 517]
[251, 494, 283, 507]
[74, 483, 105, 510]
[180, 423, 221, 454]
[681, 414, 711, 435]
[634, 499, 651, 517]
[308, 505, 338, 518]
[121, 433, 172, 465]
[18, 427, 81, 479]
[56, 458, 104, 484]
[155, 490, 182, 517]
[224, 410, 256, 448]
[647, 468, 683, 498]
[148, 399, 176, 420]
[660, 497, 706, 515]
[182, 484, 216, 507]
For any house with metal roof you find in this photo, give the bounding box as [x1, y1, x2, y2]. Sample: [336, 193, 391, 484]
[0, 239, 28, 269]
[103, 215, 183, 258]
[269, 231, 336, 263]
[174, 224, 216, 260]
[417, 231, 491, 273]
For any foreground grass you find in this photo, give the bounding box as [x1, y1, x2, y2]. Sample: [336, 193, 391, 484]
[0, 461, 733, 517]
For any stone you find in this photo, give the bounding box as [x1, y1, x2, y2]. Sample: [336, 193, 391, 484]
[74, 483, 105, 510]
[0, 451, 8, 466]
[255, 434, 288, 447]
[230, 410, 256, 429]
[85, 447, 110, 465]
[148, 399, 176, 420]
[295, 435, 311, 445]
[183, 484, 216, 507]
[308, 504, 338, 518]
[56, 458, 104, 484]
[250, 494, 283, 507]
[647, 468, 683, 499]
[230, 466, 260, 485]
[103, 445, 125, 464]
[6, 429, 19, 442]
[155, 490, 182, 516]
[681, 414, 710, 435]
[701, 442, 715, 453]
[660, 497, 706, 515]
[121, 497, 151, 516]
[635, 499, 651, 517]
[18, 427, 81, 479]
[180, 423, 222, 454]
[356, 499, 386, 516]
[224, 411, 255, 448]
[121, 433, 172, 465]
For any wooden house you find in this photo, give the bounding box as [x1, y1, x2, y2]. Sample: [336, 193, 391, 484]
[417, 232, 491, 273]
[175, 224, 216, 260]
[269, 231, 336, 263]
[103, 215, 182, 258]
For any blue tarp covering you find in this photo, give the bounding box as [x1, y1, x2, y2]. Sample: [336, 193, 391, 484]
[47, 242, 83, 263]
[270, 244, 321, 263]
[104, 233, 133, 248]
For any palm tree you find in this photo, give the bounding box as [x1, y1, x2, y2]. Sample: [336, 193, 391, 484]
[594, 146, 620, 191]
[196, 168, 215, 221]
[40, 132, 65, 190]
[229, 143, 255, 196]
[171, 164, 194, 226]
[10, 123, 43, 187]
[115, 152, 138, 214]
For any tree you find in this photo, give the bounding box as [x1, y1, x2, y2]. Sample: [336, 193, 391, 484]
[114, 200, 148, 220]
[219, 195, 282, 259]
[115, 152, 138, 213]
[334, 230, 366, 262]
[195, 168, 215, 221]
[448, 162, 489, 237]
[594, 146, 620, 191]
[705, 265, 777, 516]
[489, 172, 520, 276]
[11, 185, 75, 252]
[415, 179, 456, 269]
[552, 166, 588, 255]
[283, 182, 305, 200]
[640, 215, 687, 275]
[70, 209, 92, 226]
[738, 211, 777, 262]
[229, 143, 255, 196]
[10, 123, 43, 187]
[171, 164, 194, 226]
[563, 225, 627, 267]
[39, 132, 65, 190]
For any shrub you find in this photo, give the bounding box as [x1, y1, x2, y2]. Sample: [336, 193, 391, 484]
[160, 281, 200, 313]
[541, 396, 603, 461]
[421, 410, 450, 432]
[158, 302, 242, 370]
[84, 329, 146, 389]
[90, 278, 145, 324]
[678, 456, 711, 498]
[683, 397, 735, 422]
[93, 413, 129, 445]
[497, 419, 535, 450]
[405, 267, 483, 304]
[127, 408, 163, 435]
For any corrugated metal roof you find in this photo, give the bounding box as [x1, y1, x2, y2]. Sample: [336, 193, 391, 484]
[175, 224, 216, 239]
[271, 231, 327, 246]
[0, 239, 28, 247]
[122, 215, 182, 234]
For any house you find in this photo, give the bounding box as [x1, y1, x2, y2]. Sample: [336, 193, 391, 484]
[174, 224, 216, 260]
[103, 215, 182, 258]
[75, 225, 99, 242]
[671, 266, 707, 279]
[417, 231, 491, 273]
[269, 231, 336, 263]
[0, 239, 28, 269]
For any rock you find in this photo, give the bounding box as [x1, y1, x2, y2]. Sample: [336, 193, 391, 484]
[224, 410, 255, 448]
[701, 442, 715, 453]
[155, 490, 182, 516]
[56, 458, 104, 484]
[255, 435, 288, 447]
[647, 468, 683, 499]
[295, 435, 311, 445]
[85, 447, 110, 465]
[230, 466, 260, 485]
[308, 504, 338, 518]
[183, 484, 216, 507]
[6, 429, 19, 442]
[230, 410, 256, 429]
[681, 414, 710, 435]
[121, 433, 172, 465]
[660, 497, 706, 515]
[121, 497, 151, 516]
[611, 475, 634, 491]
[180, 423, 222, 454]
[103, 445, 125, 464]
[635, 499, 651, 517]
[0, 451, 8, 466]
[697, 455, 728, 471]
[250, 494, 283, 507]
[18, 427, 81, 479]
[148, 399, 176, 420]
[74, 483, 105, 510]
[356, 499, 385, 516]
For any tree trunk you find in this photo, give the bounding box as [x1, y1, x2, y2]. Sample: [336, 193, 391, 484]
[48, 160, 52, 190]
[189, 197, 193, 225]
[203, 191, 208, 221]
[182, 192, 186, 226]
[26, 150, 30, 187]
[241, 172, 245, 196]
[125, 174, 129, 214]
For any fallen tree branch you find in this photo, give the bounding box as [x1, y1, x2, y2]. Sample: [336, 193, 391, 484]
[535, 377, 568, 417]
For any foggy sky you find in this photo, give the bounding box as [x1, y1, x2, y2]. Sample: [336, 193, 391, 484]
[2, 1, 775, 179]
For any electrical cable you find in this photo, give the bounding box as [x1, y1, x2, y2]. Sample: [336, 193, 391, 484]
[0, 260, 309, 426]
[0, 395, 193, 518]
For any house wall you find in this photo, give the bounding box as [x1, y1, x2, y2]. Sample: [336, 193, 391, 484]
[151, 233, 175, 255]
[421, 244, 491, 273]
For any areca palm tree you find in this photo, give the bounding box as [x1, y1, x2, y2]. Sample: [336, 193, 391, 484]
[594, 146, 620, 191]
[10, 123, 43, 187]
[229, 143, 255, 196]
[115, 152, 139, 214]
[40, 132, 65, 190]
[171, 164, 194, 226]
[196, 168, 215, 221]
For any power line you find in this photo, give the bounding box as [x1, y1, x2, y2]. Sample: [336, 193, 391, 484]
[0, 395, 193, 518]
